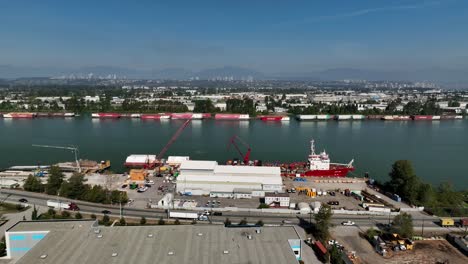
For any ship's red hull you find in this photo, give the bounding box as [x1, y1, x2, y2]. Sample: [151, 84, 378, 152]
[140, 114, 170, 120]
[303, 166, 354, 177]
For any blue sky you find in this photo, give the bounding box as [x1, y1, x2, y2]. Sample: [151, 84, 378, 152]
[1, 0, 467, 74]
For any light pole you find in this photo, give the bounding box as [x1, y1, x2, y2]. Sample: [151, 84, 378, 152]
[119, 192, 123, 219]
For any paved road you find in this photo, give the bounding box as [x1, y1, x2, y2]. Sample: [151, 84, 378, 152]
[0, 189, 465, 233]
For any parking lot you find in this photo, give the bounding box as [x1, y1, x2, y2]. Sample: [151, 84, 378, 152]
[283, 177, 367, 210]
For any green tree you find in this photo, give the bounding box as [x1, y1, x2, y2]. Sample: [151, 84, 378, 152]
[119, 217, 126, 226]
[47, 208, 56, 218]
[23, 175, 44, 193]
[224, 218, 232, 226]
[329, 245, 344, 264]
[174, 219, 181, 225]
[193, 99, 216, 113]
[0, 236, 6, 257]
[392, 213, 414, 238]
[90, 214, 97, 220]
[31, 205, 38, 220]
[386, 160, 420, 205]
[64, 173, 87, 199]
[256, 220, 264, 226]
[140, 217, 146, 225]
[365, 227, 379, 240]
[75, 212, 83, 219]
[102, 214, 110, 225]
[239, 218, 248, 225]
[258, 203, 269, 209]
[314, 204, 333, 242]
[158, 218, 165, 225]
[61, 211, 71, 218]
[46, 166, 64, 195]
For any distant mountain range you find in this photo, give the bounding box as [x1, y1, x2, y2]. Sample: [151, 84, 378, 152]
[1, 64, 468, 85]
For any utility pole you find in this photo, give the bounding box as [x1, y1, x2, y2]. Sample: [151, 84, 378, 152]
[119, 192, 123, 219]
[421, 217, 425, 237]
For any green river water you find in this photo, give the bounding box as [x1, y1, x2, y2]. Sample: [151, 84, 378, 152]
[0, 117, 467, 189]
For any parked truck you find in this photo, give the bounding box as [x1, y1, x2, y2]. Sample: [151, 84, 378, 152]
[440, 218, 455, 227]
[169, 211, 207, 221]
[46, 200, 79, 211]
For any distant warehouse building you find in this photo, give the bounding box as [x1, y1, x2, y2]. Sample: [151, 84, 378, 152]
[176, 160, 283, 195]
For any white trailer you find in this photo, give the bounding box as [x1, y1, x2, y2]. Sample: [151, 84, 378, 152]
[169, 211, 199, 219]
[47, 200, 70, 210]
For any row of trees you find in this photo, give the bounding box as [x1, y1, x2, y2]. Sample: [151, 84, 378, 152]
[226, 98, 256, 115]
[384, 160, 466, 216]
[23, 166, 128, 204]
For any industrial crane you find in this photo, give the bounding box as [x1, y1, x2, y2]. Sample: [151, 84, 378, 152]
[156, 119, 191, 160]
[32, 144, 81, 172]
[227, 135, 251, 164]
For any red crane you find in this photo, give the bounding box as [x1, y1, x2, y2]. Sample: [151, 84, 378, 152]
[157, 119, 191, 160]
[227, 135, 251, 164]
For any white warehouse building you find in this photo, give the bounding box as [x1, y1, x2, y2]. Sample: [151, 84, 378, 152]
[176, 160, 283, 195]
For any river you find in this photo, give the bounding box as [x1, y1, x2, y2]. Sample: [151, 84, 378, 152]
[0, 117, 466, 189]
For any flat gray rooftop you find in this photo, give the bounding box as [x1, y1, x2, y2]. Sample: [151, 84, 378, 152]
[7, 220, 96, 232]
[15, 225, 300, 264]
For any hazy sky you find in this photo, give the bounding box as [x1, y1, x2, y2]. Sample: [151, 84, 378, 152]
[1, 0, 467, 73]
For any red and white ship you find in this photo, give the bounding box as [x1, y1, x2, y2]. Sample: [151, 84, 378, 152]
[283, 140, 354, 177]
[140, 114, 171, 120]
[382, 115, 411, 121]
[3, 112, 36, 118]
[215, 114, 250, 120]
[91, 113, 121, 118]
[258, 115, 290, 121]
[170, 113, 203, 119]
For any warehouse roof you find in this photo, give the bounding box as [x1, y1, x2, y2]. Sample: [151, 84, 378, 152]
[215, 165, 280, 176]
[7, 220, 96, 232]
[125, 154, 156, 163]
[179, 160, 217, 170]
[15, 224, 299, 264]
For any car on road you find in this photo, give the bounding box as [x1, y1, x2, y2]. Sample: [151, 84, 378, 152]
[327, 201, 339, 206]
[121, 184, 128, 189]
[282, 220, 293, 224]
[341, 221, 356, 226]
[18, 198, 28, 203]
[213, 212, 222, 216]
[101, 210, 111, 214]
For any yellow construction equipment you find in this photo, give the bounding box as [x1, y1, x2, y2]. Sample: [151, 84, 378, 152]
[295, 186, 316, 197]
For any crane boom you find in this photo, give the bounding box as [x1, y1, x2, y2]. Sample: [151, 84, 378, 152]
[157, 119, 191, 160]
[227, 135, 251, 164]
[32, 144, 81, 172]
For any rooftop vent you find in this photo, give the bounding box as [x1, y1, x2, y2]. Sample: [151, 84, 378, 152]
[247, 235, 252, 240]
[147, 234, 154, 238]
[197, 233, 203, 236]
[223, 250, 229, 254]
[40, 254, 48, 259]
[111, 253, 118, 257]
[168, 251, 175, 256]
[94, 229, 101, 234]
[255, 229, 261, 234]
[97, 234, 103, 238]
